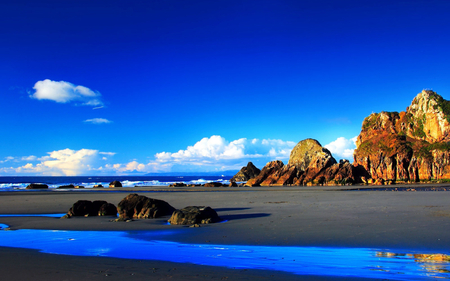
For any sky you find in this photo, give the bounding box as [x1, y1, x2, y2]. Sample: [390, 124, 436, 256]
[1, 0, 450, 176]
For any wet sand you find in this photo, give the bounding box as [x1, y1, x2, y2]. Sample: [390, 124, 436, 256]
[1, 184, 450, 280]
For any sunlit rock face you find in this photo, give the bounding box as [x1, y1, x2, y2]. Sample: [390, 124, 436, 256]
[288, 138, 336, 172]
[354, 90, 450, 183]
[230, 162, 261, 182]
[245, 160, 284, 186]
[243, 139, 360, 186]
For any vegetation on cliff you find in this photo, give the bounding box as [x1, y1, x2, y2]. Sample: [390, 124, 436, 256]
[354, 90, 450, 182]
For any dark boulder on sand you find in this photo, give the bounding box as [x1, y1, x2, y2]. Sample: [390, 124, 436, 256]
[203, 182, 224, 187]
[169, 182, 187, 187]
[98, 203, 118, 216]
[109, 181, 122, 188]
[26, 183, 48, 189]
[62, 200, 117, 218]
[117, 193, 176, 220]
[168, 206, 221, 225]
[57, 184, 74, 189]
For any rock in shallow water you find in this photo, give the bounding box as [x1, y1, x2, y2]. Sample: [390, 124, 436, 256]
[168, 206, 221, 225]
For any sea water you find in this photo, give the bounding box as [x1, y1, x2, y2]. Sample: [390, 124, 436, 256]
[0, 224, 448, 280]
[0, 176, 231, 190]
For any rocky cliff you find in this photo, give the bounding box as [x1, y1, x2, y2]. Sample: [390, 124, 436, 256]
[230, 162, 261, 182]
[244, 139, 361, 186]
[354, 90, 450, 183]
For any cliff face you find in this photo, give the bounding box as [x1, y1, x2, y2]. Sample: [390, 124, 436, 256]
[230, 162, 261, 182]
[354, 90, 450, 182]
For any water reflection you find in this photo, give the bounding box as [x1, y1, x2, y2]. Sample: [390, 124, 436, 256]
[0, 227, 448, 280]
[0, 213, 66, 218]
[377, 251, 450, 275]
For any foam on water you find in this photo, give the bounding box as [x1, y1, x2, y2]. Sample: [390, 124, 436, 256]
[0, 226, 448, 280]
[0, 176, 231, 190]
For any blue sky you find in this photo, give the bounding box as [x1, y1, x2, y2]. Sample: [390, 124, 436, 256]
[1, 0, 450, 176]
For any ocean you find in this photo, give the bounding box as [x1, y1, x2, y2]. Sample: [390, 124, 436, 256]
[0, 176, 232, 190]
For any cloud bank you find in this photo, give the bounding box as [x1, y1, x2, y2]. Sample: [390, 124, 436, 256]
[31, 79, 103, 106]
[155, 135, 295, 164]
[14, 149, 100, 176]
[324, 136, 357, 159]
[0, 136, 358, 176]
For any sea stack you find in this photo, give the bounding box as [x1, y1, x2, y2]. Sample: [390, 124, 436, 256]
[353, 90, 450, 183]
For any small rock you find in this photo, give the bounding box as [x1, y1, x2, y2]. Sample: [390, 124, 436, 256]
[109, 181, 122, 188]
[168, 206, 221, 225]
[26, 183, 48, 189]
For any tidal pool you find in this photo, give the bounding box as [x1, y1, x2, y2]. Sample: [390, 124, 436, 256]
[0, 224, 449, 280]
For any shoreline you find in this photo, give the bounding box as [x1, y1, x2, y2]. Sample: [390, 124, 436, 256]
[1, 184, 450, 280]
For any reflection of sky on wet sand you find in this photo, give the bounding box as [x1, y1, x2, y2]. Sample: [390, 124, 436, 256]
[0, 226, 449, 280]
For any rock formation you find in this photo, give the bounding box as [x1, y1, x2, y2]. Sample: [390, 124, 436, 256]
[109, 181, 122, 188]
[57, 184, 74, 189]
[354, 90, 450, 183]
[203, 182, 224, 187]
[168, 206, 221, 225]
[243, 139, 360, 186]
[26, 183, 48, 189]
[117, 193, 175, 220]
[230, 162, 261, 182]
[61, 200, 117, 218]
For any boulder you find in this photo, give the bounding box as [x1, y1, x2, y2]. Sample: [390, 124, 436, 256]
[203, 182, 224, 187]
[168, 206, 221, 225]
[74, 185, 85, 189]
[62, 200, 117, 218]
[57, 184, 74, 189]
[117, 193, 176, 220]
[26, 183, 48, 189]
[93, 184, 104, 188]
[109, 181, 122, 188]
[230, 162, 261, 182]
[169, 182, 187, 187]
[98, 203, 118, 216]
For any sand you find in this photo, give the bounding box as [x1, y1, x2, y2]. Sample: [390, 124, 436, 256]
[1, 184, 450, 280]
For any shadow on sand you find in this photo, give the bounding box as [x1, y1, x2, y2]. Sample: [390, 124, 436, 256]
[215, 207, 252, 212]
[220, 213, 270, 221]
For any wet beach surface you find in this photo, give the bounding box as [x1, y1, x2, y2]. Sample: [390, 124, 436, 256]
[1, 184, 450, 280]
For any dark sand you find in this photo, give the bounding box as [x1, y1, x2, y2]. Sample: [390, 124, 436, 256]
[1, 184, 450, 280]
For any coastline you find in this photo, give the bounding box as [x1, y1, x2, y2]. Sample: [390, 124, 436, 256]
[1, 184, 450, 280]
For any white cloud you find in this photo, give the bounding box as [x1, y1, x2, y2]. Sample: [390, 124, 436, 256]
[99, 152, 116, 156]
[16, 148, 99, 176]
[0, 136, 298, 175]
[31, 79, 103, 106]
[155, 135, 295, 163]
[0, 156, 15, 163]
[324, 136, 357, 160]
[21, 155, 37, 161]
[84, 118, 112, 124]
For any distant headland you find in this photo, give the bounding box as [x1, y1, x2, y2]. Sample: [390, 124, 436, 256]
[233, 90, 450, 186]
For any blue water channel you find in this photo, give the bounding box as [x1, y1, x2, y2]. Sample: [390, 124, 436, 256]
[0, 219, 449, 279]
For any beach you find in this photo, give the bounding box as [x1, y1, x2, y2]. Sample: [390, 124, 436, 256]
[1, 184, 450, 280]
